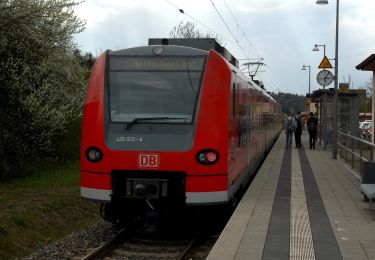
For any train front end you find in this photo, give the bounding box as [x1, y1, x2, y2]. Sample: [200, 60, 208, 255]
[80, 45, 232, 222]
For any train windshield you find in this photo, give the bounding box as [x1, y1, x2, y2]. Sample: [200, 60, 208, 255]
[108, 56, 206, 124]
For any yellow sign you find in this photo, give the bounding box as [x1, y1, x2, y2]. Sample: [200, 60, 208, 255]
[318, 56, 333, 69]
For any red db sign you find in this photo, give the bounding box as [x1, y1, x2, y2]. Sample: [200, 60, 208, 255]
[138, 154, 159, 168]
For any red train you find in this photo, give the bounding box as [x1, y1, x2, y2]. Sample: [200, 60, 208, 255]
[80, 40, 282, 223]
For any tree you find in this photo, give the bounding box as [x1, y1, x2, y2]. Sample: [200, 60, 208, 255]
[365, 77, 373, 113]
[170, 21, 216, 39]
[0, 0, 86, 180]
[365, 77, 373, 98]
[270, 92, 306, 115]
[73, 48, 96, 79]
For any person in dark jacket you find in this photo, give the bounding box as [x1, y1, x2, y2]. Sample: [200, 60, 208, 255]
[306, 112, 318, 149]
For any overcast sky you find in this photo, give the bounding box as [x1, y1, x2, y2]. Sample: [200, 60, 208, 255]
[74, 0, 375, 95]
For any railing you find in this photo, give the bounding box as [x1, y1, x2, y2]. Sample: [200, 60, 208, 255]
[338, 130, 375, 177]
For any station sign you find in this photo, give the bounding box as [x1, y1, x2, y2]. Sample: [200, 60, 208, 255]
[318, 56, 333, 69]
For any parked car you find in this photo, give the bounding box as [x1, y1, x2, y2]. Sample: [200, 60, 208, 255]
[361, 122, 373, 141]
[359, 120, 372, 130]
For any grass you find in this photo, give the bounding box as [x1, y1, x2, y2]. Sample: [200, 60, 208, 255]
[0, 161, 101, 259]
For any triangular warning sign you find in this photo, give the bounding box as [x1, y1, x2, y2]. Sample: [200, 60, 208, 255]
[318, 56, 333, 69]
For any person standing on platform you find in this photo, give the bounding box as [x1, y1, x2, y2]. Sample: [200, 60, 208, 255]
[294, 112, 303, 148]
[285, 113, 296, 149]
[307, 112, 318, 149]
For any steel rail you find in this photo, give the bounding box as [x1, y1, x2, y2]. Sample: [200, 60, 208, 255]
[177, 236, 198, 260]
[80, 227, 128, 260]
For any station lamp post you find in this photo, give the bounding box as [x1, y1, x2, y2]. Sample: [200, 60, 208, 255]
[312, 44, 326, 57]
[316, 0, 339, 159]
[301, 65, 311, 95]
[313, 43, 335, 64]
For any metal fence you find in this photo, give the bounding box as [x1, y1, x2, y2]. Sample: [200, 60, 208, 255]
[315, 90, 360, 149]
[338, 130, 375, 177]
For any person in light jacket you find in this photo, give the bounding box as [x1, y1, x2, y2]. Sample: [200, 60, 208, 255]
[285, 113, 297, 148]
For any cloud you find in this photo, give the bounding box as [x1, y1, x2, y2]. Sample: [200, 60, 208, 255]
[74, 0, 375, 95]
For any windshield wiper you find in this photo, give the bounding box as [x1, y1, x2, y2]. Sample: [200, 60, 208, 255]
[124, 117, 188, 130]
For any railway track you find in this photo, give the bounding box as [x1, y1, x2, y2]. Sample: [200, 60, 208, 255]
[80, 227, 129, 260]
[77, 207, 231, 260]
[106, 236, 197, 259]
[80, 224, 200, 260]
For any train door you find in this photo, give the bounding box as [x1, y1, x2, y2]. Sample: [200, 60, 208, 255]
[228, 73, 238, 184]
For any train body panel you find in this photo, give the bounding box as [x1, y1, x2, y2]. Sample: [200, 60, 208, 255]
[80, 43, 282, 221]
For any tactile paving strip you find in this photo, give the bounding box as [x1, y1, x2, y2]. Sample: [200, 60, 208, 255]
[290, 149, 315, 260]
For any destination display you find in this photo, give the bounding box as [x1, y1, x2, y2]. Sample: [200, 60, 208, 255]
[110, 57, 205, 71]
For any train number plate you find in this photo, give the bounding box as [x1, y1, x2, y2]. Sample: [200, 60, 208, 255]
[138, 153, 159, 168]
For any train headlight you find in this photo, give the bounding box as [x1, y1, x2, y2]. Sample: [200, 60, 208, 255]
[206, 152, 217, 162]
[196, 149, 219, 165]
[198, 153, 206, 162]
[86, 147, 103, 163]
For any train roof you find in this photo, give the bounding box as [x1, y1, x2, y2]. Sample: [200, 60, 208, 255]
[109, 45, 208, 57]
[149, 38, 239, 68]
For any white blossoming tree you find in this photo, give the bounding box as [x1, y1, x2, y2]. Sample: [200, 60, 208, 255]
[0, 0, 87, 179]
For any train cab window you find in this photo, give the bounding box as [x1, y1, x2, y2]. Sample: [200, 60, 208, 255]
[108, 56, 206, 124]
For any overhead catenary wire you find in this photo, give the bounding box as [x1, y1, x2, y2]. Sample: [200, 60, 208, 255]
[222, 0, 262, 60]
[220, 0, 278, 91]
[208, 0, 250, 61]
[164, 0, 254, 60]
[210, 0, 273, 87]
[164, 0, 277, 92]
[264, 70, 277, 92]
[164, 0, 233, 44]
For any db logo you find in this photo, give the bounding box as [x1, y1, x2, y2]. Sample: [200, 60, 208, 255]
[138, 154, 159, 168]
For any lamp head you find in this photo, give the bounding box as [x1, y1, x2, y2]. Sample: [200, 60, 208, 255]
[312, 44, 320, 52]
[316, 0, 328, 4]
[301, 65, 307, 70]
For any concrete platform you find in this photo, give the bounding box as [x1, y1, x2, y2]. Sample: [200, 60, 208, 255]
[207, 131, 375, 260]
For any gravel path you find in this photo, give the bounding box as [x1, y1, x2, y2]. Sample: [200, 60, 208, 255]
[22, 220, 120, 259]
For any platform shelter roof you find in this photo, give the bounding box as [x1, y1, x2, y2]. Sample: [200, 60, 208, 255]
[356, 54, 375, 71]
